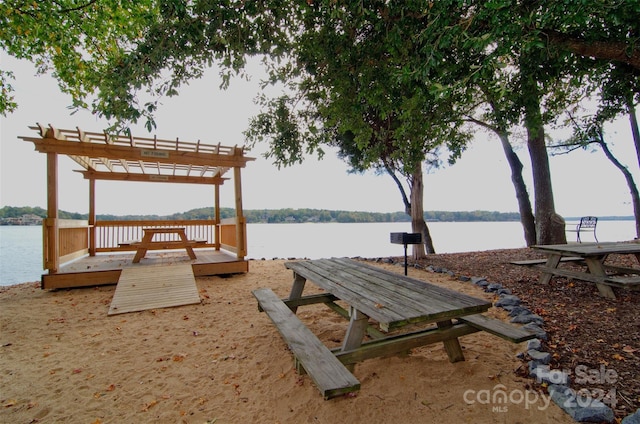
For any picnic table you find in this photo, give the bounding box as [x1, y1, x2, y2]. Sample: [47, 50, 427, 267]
[252, 258, 535, 399]
[131, 227, 199, 263]
[532, 242, 640, 300]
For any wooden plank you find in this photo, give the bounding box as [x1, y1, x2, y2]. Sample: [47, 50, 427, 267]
[282, 293, 340, 309]
[459, 314, 536, 343]
[332, 257, 491, 313]
[108, 264, 200, 315]
[534, 265, 632, 288]
[533, 242, 640, 256]
[286, 261, 406, 323]
[333, 323, 480, 365]
[252, 288, 360, 400]
[133, 240, 201, 250]
[510, 257, 584, 266]
[285, 259, 491, 330]
[42, 270, 122, 290]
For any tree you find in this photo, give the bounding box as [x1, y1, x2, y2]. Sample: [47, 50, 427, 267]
[555, 114, 640, 238]
[0, 0, 161, 118]
[0, 0, 291, 125]
[4, 0, 640, 248]
[244, 2, 477, 256]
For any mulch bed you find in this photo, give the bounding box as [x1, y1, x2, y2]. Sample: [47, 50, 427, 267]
[408, 248, 639, 420]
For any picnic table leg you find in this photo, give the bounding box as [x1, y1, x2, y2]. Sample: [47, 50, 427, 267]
[584, 257, 617, 300]
[539, 254, 562, 284]
[132, 233, 153, 263]
[341, 307, 369, 371]
[287, 273, 307, 313]
[437, 319, 465, 363]
[178, 230, 197, 260]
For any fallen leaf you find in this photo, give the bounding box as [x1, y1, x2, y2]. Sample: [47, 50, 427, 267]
[106, 384, 116, 392]
[612, 353, 626, 361]
[622, 345, 637, 354]
[3, 399, 17, 408]
[141, 400, 158, 412]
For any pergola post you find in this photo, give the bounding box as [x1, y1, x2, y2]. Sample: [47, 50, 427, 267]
[214, 184, 220, 251]
[89, 178, 96, 256]
[45, 152, 59, 273]
[234, 166, 247, 258]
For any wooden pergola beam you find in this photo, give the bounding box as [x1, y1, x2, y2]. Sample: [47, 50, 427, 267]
[77, 170, 228, 185]
[22, 137, 254, 168]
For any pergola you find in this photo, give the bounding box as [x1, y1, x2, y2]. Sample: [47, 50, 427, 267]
[20, 123, 255, 289]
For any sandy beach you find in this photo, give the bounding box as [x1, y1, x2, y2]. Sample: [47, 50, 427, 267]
[1, 258, 575, 423]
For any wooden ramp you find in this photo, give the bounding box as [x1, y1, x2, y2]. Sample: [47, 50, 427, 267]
[108, 264, 200, 316]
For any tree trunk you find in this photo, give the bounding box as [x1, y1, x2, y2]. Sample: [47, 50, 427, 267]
[523, 88, 567, 245]
[597, 136, 640, 238]
[497, 131, 537, 246]
[627, 100, 640, 169]
[409, 165, 435, 257]
[384, 163, 434, 256]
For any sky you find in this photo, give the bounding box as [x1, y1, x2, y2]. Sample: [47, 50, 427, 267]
[1, 51, 638, 218]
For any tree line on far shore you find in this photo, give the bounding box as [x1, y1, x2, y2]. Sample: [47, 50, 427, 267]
[0, 205, 523, 224]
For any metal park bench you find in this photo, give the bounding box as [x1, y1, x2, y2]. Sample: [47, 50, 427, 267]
[566, 216, 598, 243]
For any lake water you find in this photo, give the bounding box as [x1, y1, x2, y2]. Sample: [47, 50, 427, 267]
[1, 220, 636, 286]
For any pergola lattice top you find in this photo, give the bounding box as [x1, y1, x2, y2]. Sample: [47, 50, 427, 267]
[20, 123, 255, 185]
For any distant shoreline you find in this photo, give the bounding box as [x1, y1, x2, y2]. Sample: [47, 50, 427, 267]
[0, 205, 634, 225]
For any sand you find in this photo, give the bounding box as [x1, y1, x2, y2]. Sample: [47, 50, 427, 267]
[0, 259, 575, 423]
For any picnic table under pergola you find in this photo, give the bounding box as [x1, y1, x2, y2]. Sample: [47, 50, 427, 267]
[20, 123, 255, 291]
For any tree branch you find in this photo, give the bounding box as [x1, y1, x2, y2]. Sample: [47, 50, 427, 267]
[52, 0, 99, 14]
[545, 30, 640, 70]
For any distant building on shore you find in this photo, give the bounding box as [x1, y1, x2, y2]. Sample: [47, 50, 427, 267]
[0, 214, 43, 226]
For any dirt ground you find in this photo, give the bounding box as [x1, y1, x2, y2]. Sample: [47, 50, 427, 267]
[0, 255, 579, 424]
[413, 247, 640, 420]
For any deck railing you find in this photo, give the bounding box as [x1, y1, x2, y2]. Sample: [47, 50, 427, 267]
[94, 219, 218, 252]
[43, 219, 90, 268]
[43, 218, 247, 272]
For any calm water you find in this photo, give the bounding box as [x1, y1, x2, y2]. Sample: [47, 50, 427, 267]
[1, 220, 636, 286]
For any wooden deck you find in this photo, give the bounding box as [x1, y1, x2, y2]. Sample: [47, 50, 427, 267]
[41, 249, 249, 290]
[108, 264, 200, 315]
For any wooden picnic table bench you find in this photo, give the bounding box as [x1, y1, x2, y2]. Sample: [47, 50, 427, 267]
[253, 258, 535, 399]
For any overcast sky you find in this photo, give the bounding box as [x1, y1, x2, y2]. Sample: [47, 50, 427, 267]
[1, 52, 638, 217]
